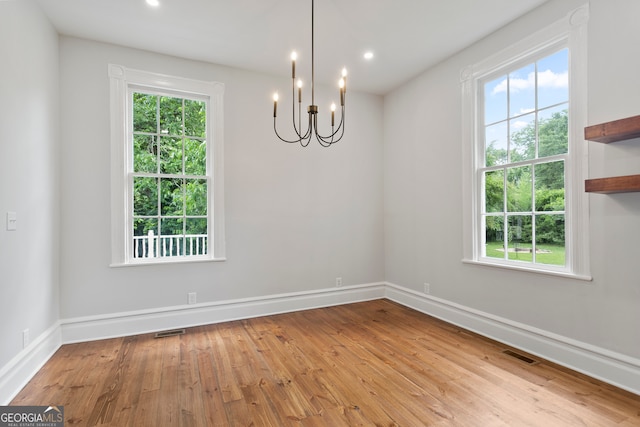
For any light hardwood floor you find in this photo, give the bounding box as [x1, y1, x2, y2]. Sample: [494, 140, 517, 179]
[11, 299, 640, 426]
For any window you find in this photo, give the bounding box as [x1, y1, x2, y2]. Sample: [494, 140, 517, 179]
[462, 5, 590, 279]
[482, 49, 568, 267]
[109, 65, 225, 265]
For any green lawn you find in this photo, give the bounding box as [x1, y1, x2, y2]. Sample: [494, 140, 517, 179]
[485, 241, 565, 266]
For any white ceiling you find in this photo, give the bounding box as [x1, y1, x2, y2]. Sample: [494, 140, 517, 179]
[35, 0, 549, 95]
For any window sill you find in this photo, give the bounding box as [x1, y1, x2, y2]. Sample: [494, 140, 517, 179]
[462, 258, 592, 282]
[110, 257, 227, 268]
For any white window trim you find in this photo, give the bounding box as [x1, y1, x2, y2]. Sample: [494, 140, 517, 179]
[461, 5, 590, 280]
[109, 64, 226, 266]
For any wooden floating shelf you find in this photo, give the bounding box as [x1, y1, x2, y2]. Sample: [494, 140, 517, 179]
[584, 115, 640, 143]
[584, 115, 640, 193]
[585, 175, 640, 194]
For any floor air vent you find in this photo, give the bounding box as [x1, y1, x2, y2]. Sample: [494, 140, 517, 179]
[154, 329, 186, 338]
[502, 349, 538, 365]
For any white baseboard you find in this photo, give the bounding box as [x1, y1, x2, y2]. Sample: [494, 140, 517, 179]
[60, 283, 387, 344]
[0, 322, 62, 405]
[3, 281, 639, 404]
[384, 282, 640, 396]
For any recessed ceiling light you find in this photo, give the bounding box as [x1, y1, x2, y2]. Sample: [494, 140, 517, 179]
[364, 51, 374, 60]
[146, 0, 160, 7]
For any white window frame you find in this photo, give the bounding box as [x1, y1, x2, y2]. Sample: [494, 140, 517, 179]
[109, 64, 226, 266]
[461, 5, 590, 280]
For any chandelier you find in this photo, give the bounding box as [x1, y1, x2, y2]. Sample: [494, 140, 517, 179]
[272, 0, 347, 147]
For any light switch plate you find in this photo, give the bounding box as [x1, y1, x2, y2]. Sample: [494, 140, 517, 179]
[6, 212, 17, 231]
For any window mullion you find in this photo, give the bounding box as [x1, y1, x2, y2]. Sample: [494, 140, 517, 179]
[502, 167, 508, 260]
[155, 96, 162, 252]
[506, 76, 511, 164]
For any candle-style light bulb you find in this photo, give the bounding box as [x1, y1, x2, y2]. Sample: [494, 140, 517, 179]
[297, 79, 303, 103]
[291, 51, 297, 79]
[273, 93, 279, 117]
[331, 103, 336, 126]
[339, 79, 345, 106]
[341, 68, 347, 93]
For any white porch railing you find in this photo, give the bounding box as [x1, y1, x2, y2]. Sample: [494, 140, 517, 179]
[133, 230, 207, 258]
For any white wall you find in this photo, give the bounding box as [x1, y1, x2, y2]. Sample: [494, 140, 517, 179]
[384, 0, 640, 361]
[0, 1, 60, 369]
[58, 37, 384, 319]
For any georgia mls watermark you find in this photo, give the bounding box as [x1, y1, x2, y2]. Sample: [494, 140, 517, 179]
[0, 406, 64, 427]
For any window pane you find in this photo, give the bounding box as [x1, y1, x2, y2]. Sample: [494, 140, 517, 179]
[484, 170, 504, 213]
[485, 122, 508, 166]
[133, 177, 158, 216]
[484, 75, 507, 125]
[507, 215, 532, 262]
[133, 218, 158, 237]
[510, 113, 536, 162]
[184, 218, 208, 256]
[538, 106, 568, 157]
[186, 217, 207, 235]
[535, 161, 565, 211]
[537, 49, 568, 110]
[484, 215, 504, 259]
[160, 217, 183, 235]
[509, 63, 535, 118]
[184, 99, 206, 138]
[133, 218, 158, 258]
[159, 96, 183, 136]
[133, 93, 157, 133]
[160, 178, 183, 216]
[535, 214, 565, 266]
[159, 218, 184, 257]
[185, 179, 207, 216]
[160, 136, 183, 174]
[185, 138, 206, 176]
[507, 165, 532, 212]
[133, 135, 157, 173]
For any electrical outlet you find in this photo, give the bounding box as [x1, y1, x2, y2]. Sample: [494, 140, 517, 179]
[336, 277, 343, 287]
[424, 283, 430, 294]
[23, 329, 30, 348]
[188, 292, 197, 305]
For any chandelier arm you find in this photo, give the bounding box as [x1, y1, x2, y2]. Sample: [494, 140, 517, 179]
[315, 124, 333, 148]
[336, 109, 346, 141]
[313, 106, 345, 143]
[299, 110, 313, 141]
[334, 107, 346, 139]
[313, 88, 347, 142]
[313, 114, 339, 147]
[291, 79, 304, 141]
[300, 113, 314, 147]
[329, 107, 346, 138]
[291, 79, 317, 142]
[298, 101, 302, 139]
[274, 118, 306, 144]
[316, 127, 344, 146]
